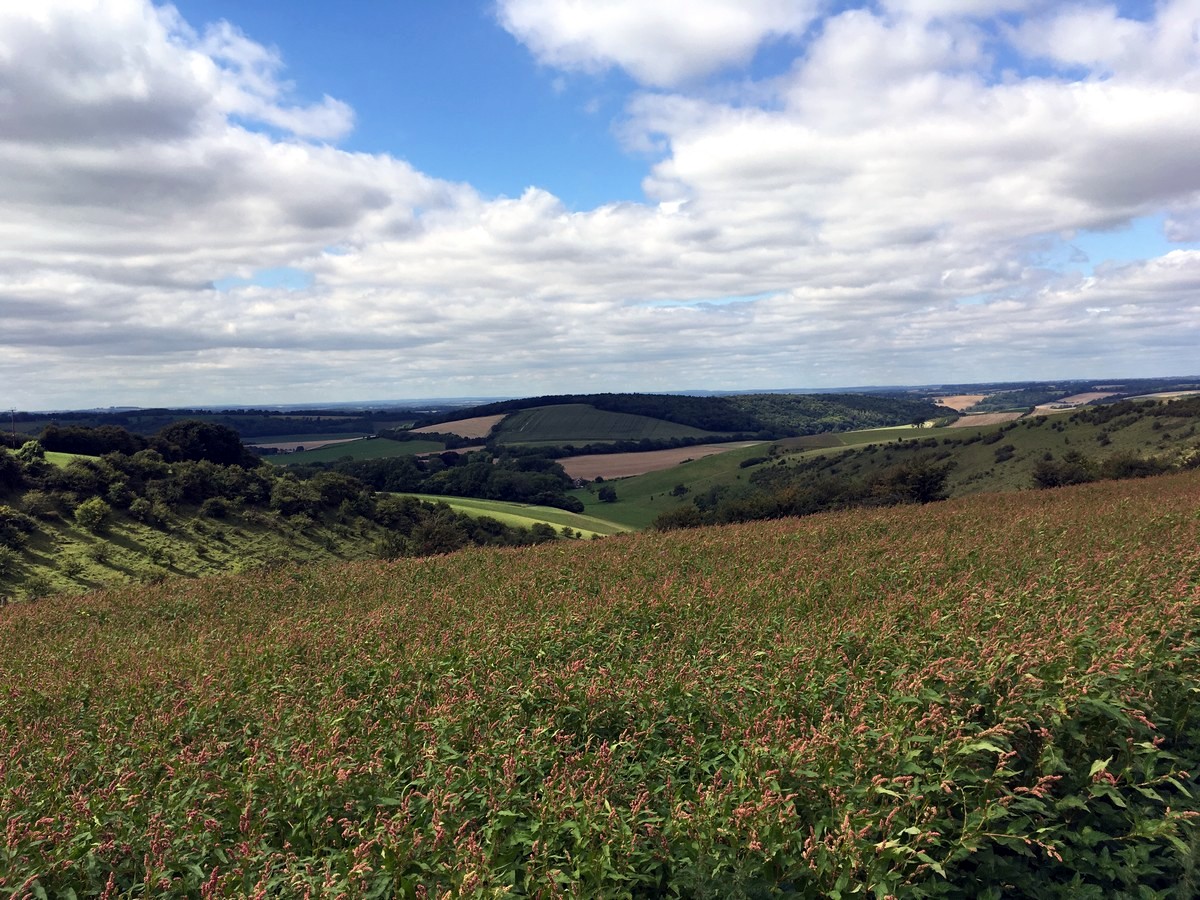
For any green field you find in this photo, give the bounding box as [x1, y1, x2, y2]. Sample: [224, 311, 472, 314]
[494, 403, 723, 445]
[3, 473, 1199, 895]
[269, 437, 444, 465]
[570, 442, 773, 528]
[395, 493, 631, 537]
[247, 432, 372, 444]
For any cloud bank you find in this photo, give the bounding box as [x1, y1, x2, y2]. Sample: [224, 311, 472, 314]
[2, 0, 1200, 407]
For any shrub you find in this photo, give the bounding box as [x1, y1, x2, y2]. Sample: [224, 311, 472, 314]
[21, 490, 59, 519]
[0, 504, 38, 549]
[22, 573, 52, 600]
[74, 498, 112, 532]
[199, 497, 230, 519]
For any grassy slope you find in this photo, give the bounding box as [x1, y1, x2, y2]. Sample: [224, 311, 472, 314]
[2, 473, 1198, 895]
[494, 404, 722, 445]
[0, 505, 393, 600]
[570, 442, 772, 528]
[578, 401, 1200, 528]
[269, 437, 444, 465]
[394, 493, 632, 537]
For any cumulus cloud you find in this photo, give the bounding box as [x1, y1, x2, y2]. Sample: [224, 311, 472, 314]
[2, 0, 1200, 408]
[495, 0, 820, 86]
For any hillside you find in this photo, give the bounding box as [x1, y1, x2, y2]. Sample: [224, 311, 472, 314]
[493, 403, 722, 445]
[582, 396, 1200, 530]
[0, 432, 561, 601]
[2, 473, 1198, 895]
[413, 391, 945, 439]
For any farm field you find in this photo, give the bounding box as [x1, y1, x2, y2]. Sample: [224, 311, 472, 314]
[948, 412, 1025, 428]
[394, 493, 630, 537]
[269, 437, 444, 465]
[559, 441, 764, 480]
[494, 404, 723, 445]
[409, 414, 507, 439]
[2, 473, 1198, 895]
[571, 442, 775, 528]
[933, 393, 987, 410]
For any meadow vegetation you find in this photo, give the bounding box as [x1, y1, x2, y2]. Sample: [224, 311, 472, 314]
[1, 472, 1198, 895]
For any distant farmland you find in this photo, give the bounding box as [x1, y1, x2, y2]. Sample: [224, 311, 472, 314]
[560, 441, 764, 480]
[270, 437, 444, 465]
[495, 404, 722, 445]
[409, 414, 506, 440]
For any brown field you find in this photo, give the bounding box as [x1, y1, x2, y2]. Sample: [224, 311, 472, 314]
[248, 437, 364, 451]
[947, 412, 1024, 428]
[1128, 390, 1200, 401]
[1058, 391, 1119, 405]
[934, 394, 987, 411]
[415, 445, 486, 457]
[410, 414, 506, 439]
[561, 442, 764, 480]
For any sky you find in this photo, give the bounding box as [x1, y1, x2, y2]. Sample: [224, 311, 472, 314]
[3, 0, 1200, 409]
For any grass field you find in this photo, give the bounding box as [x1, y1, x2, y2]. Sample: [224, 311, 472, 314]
[394, 493, 631, 537]
[269, 437, 444, 465]
[246, 432, 372, 444]
[3, 473, 1198, 895]
[494, 404, 723, 445]
[571, 442, 773, 528]
[43, 451, 91, 467]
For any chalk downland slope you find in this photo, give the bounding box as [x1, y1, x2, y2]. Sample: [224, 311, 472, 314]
[2, 473, 1198, 895]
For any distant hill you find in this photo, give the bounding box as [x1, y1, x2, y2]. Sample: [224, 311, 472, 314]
[413, 391, 945, 440]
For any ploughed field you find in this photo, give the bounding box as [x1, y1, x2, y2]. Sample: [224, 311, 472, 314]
[2, 473, 1200, 896]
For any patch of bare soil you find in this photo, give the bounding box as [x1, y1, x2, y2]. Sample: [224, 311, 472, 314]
[560, 442, 763, 480]
[410, 414, 507, 440]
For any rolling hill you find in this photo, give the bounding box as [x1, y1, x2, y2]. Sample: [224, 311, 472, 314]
[3, 471, 1198, 895]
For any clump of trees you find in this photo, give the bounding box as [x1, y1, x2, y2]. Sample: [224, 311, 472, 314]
[654, 457, 953, 530]
[299, 450, 586, 513]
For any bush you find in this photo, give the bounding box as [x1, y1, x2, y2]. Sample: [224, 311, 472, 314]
[0, 505, 38, 549]
[22, 573, 52, 600]
[74, 498, 112, 532]
[199, 497, 230, 519]
[21, 490, 59, 519]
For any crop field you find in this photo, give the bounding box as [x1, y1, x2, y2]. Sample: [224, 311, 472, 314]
[393, 493, 632, 538]
[409, 414, 507, 440]
[570, 442, 773, 528]
[2, 472, 1198, 896]
[270, 438, 444, 466]
[495, 404, 722, 445]
[245, 432, 373, 445]
[559, 442, 764, 480]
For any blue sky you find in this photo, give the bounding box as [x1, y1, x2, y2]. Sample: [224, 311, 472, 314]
[2, 0, 1200, 408]
[174, 0, 649, 208]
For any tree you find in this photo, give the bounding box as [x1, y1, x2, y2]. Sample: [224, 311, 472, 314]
[156, 421, 256, 467]
[597, 486, 618, 503]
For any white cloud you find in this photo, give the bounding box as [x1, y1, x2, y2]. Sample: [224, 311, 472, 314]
[3, 0, 1200, 408]
[495, 0, 820, 86]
